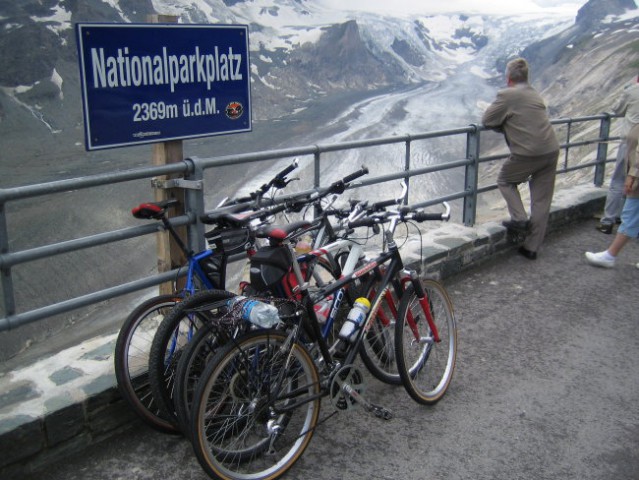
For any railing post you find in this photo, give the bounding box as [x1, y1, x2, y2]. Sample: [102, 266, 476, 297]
[313, 148, 321, 189]
[313, 148, 321, 218]
[405, 136, 411, 203]
[0, 201, 16, 320]
[184, 158, 206, 254]
[594, 114, 611, 187]
[464, 125, 481, 226]
[563, 120, 572, 171]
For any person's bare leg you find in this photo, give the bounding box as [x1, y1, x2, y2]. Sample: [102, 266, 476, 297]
[607, 232, 631, 257]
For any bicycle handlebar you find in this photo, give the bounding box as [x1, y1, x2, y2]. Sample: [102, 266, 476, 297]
[215, 159, 300, 208]
[342, 166, 369, 185]
[200, 165, 370, 227]
[347, 216, 384, 229]
[201, 201, 288, 226]
[369, 198, 399, 211]
[274, 158, 299, 182]
[347, 202, 451, 229]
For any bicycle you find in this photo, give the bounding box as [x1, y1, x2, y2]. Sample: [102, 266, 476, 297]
[169, 193, 386, 435]
[114, 160, 300, 433]
[188, 197, 457, 480]
[145, 167, 371, 432]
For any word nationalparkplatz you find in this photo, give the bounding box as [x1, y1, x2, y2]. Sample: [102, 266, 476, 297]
[90, 45, 245, 93]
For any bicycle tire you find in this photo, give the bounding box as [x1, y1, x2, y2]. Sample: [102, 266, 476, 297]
[190, 330, 320, 480]
[114, 294, 182, 434]
[395, 279, 457, 405]
[147, 289, 236, 429]
[173, 320, 239, 436]
[358, 282, 403, 385]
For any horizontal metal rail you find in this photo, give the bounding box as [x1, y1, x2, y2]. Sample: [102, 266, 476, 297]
[0, 115, 620, 332]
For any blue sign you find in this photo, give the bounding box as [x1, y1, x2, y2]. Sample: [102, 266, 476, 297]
[75, 23, 251, 150]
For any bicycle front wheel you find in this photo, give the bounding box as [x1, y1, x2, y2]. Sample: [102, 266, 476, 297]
[173, 322, 235, 436]
[114, 294, 181, 433]
[148, 289, 236, 429]
[191, 330, 321, 480]
[359, 284, 402, 385]
[395, 280, 457, 405]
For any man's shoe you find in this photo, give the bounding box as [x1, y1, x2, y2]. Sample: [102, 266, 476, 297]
[595, 223, 613, 234]
[502, 220, 531, 232]
[585, 251, 615, 268]
[518, 246, 537, 260]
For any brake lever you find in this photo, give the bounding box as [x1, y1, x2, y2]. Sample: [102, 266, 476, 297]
[215, 196, 230, 208]
[442, 201, 451, 221]
[347, 201, 368, 223]
[397, 181, 408, 205]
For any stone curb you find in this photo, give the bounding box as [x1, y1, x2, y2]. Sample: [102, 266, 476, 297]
[0, 184, 607, 479]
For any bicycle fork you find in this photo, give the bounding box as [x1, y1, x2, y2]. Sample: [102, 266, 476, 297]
[406, 270, 440, 358]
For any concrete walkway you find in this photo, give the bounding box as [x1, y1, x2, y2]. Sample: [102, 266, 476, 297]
[2, 184, 638, 479]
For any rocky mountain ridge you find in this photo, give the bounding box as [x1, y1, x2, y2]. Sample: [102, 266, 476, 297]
[1, 0, 639, 362]
[0, 0, 584, 181]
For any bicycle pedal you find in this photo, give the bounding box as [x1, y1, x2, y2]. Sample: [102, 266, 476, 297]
[368, 403, 393, 420]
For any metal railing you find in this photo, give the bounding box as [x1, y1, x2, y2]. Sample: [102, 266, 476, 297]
[0, 114, 618, 332]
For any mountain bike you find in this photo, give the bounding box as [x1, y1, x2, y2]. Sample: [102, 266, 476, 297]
[114, 160, 300, 433]
[188, 198, 457, 480]
[169, 195, 384, 434]
[145, 167, 370, 431]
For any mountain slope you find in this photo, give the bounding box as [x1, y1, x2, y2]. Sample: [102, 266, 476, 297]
[0, 0, 574, 178]
[1, 0, 639, 361]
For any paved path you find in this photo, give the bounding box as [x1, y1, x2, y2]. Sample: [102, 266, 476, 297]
[17, 219, 639, 480]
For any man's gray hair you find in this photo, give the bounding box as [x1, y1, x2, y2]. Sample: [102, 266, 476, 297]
[506, 58, 529, 83]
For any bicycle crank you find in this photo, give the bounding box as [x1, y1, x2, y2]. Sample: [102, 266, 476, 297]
[328, 365, 392, 419]
[328, 364, 365, 412]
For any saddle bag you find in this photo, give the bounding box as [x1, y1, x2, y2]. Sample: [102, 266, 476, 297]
[249, 245, 293, 292]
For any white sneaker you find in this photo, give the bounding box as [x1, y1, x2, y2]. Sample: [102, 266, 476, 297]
[585, 251, 615, 268]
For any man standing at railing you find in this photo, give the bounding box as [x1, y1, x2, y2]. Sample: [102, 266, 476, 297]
[595, 74, 639, 234]
[482, 57, 560, 260]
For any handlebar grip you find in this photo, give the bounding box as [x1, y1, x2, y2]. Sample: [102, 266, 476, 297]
[342, 166, 369, 184]
[348, 217, 380, 229]
[275, 160, 298, 180]
[254, 203, 287, 220]
[228, 195, 254, 205]
[370, 198, 398, 211]
[412, 212, 447, 222]
[327, 167, 369, 195]
[323, 208, 352, 218]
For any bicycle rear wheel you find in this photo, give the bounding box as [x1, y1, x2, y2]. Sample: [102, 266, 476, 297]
[114, 294, 181, 433]
[190, 330, 320, 480]
[148, 289, 236, 429]
[395, 279, 457, 405]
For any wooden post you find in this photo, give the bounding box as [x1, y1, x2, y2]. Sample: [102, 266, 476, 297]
[152, 141, 187, 295]
[148, 14, 187, 295]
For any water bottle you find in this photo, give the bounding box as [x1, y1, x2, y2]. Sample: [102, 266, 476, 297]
[313, 295, 334, 324]
[294, 235, 313, 254]
[338, 297, 371, 342]
[228, 296, 281, 328]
